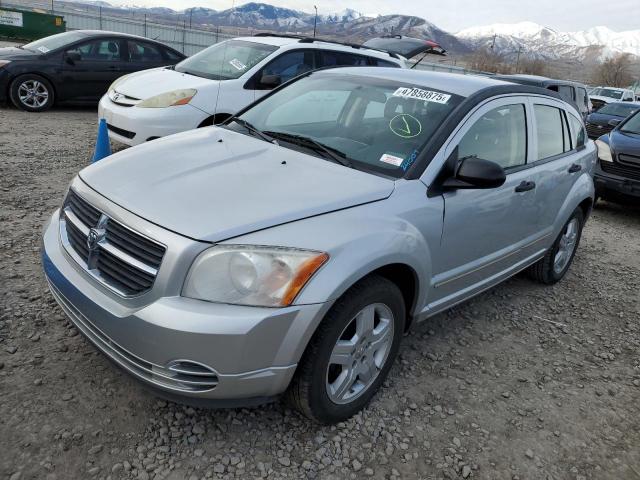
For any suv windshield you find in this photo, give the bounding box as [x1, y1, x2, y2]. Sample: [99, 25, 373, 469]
[231, 73, 463, 178]
[597, 103, 639, 117]
[22, 31, 88, 53]
[175, 40, 277, 80]
[591, 88, 624, 100]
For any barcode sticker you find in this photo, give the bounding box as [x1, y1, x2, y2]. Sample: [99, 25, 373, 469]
[392, 87, 451, 104]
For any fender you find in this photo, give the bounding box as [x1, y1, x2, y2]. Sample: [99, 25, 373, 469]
[552, 170, 595, 237]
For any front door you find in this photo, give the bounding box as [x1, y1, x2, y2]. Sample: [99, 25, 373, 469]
[61, 38, 126, 101]
[429, 97, 546, 310]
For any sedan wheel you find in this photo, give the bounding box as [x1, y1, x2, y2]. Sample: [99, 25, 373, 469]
[553, 217, 579, 275]
[10, 74, 55, 112]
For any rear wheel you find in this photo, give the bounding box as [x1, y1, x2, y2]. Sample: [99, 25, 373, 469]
[528, 208, 584, 284]
[287, 275, 405, 424]
[10, 74, 55, 112]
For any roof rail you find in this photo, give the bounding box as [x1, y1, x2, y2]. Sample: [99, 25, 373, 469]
[252, 33, 400, 59]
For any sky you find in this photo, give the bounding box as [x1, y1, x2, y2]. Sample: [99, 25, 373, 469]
[109, 0, 639, 32]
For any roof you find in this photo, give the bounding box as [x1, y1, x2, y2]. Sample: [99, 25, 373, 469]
[493, 74, 587, 89]
[73, 30, 172, 44]
[316, 67, 516, 97]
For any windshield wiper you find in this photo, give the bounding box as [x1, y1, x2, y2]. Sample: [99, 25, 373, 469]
[263, 131, 353, 168]
[229, 117, 277, 144]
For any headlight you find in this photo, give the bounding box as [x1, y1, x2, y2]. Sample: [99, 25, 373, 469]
[183, 246, 329, 307]
[0, 60, 10, 68]
[595, 139, 613, 162]
[136, 89, 197, 108]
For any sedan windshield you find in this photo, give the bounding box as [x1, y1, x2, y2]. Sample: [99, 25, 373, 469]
[22, 31, 88, 53]
[620, 111, 640, 135]
[230, 73, 463, 178]
[591, 88, 624, 100]
[597, 103, 639, 117]
[175, 40, 277, 80]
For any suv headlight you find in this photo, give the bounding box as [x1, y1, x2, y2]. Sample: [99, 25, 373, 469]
[136, 89, 197, 108]
[595, 139, 613, 162]
[183, 246, 329, 307]
[0, 60, 11, 68]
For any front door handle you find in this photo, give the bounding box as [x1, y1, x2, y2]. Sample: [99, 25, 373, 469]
[568, 163, 582, 173]
[515, 180, 536, 193]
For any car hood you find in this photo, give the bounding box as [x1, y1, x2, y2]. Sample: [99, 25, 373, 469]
[590, 95, 619, 104]
[115, 67, 218, 102]
[609, 129, 640, 157]
[587, 112, 618, 125]
[79, 127, 395, 242]
[0, 46, 39, 60]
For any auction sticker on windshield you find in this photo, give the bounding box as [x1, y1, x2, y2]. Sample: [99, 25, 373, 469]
[229, 58, 248, 71]
[379, 153, 404, 166]
[392, 87, 451, 104]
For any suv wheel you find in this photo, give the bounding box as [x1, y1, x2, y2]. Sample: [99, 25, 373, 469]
[528, 208, 584, 284]
[10, 74, 55, 112]
[287, 275, 405, 424]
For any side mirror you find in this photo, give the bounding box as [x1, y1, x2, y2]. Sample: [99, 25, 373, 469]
[260, 74, 281, 89]
[608, 118, 622, 127]
[65, 51, 82, 65]
[443, 156, 506, 189]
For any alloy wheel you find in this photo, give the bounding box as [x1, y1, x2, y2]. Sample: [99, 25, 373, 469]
[325, 303, 394, 404]
[18, 80, 49, 109]
[553, 217, 579, 274]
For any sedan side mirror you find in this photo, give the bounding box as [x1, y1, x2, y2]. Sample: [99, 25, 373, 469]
[65, 51, 82, 65]
[608, 118, 622, 127]
[443, 156, 506, 189]
[260, 74, 282, 89]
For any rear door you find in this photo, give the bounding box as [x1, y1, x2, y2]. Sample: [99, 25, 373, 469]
[430, 96, 544, 309]
[61, 38, 127, 101]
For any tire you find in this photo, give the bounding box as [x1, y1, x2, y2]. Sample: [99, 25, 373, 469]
[528, 208, 584, 285]
[287, 275, 405, 424]
[9, 74, 55, 112]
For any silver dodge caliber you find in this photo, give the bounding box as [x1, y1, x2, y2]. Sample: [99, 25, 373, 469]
[42, 68, 597, 423]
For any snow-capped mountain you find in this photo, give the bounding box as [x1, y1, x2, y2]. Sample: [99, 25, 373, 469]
[457, 21, 640, 60]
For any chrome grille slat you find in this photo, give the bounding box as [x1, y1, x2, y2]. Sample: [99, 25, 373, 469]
[60, 190, 166, 297]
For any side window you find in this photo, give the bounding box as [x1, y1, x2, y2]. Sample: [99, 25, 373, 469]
[567, 113, 586, 148]
[319, 51, 368, 67]
[266, 89, 350, 126]
[259, 50, 315, 86]
[534, 104, 570, 160]
[576, 88, 588, 108]
[163, 48, 183, 62]
[370, 58, 401, 68]
[127, 41, 164, 62]
[557, 85, 574, 103]
[67, 39, 121, 61]
[458, 104, 527, 169]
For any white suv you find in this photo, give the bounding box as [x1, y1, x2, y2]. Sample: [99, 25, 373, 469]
[589, 86, 636, 111]
[98, 34, 443, 146]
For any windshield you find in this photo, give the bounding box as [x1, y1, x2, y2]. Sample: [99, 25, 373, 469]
[230, 73, 463, 178]
[620, 111, 640, 135]
[597, 103, 639, 117]
[591, 88, 624, 100]
[22, 31, 88, 53]
[175, 40, 277, 80]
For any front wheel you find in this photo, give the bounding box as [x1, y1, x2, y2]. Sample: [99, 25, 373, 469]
[10, 74, 55, 112]
[528, 208, 584, 284]
[287, 275, 405, 424]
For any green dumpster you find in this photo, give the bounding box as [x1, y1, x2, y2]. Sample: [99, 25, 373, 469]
[0, 7, 65, 41]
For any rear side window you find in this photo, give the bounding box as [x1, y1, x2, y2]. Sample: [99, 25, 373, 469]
[128, 41, 163, 62]
[557, 85, 574, 103]
[567, 113, 586, 148]
[163, 48, 183, 62]
[319, 51, 369, 67]
[370, 58, 401, 68]
[576, 88, 588, 108]
[534, 105, 570, 160]
[458, 104, 527, 169]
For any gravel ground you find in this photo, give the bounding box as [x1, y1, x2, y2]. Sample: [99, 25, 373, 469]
[1, 106, 639, 480]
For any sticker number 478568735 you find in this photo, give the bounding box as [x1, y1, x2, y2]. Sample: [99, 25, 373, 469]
[392, 87, 451, 104]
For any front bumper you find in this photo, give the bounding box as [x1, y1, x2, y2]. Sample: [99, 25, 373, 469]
[42, 209, 326, 406]
[98, 94, 209, 146]
[594, 162, 640, 198]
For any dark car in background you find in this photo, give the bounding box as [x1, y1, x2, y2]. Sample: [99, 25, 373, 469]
[585, 101, 640, 139]
[492, 74, 590, 120]
[0, 30, 185, 112]
[594, 109, 640, 202]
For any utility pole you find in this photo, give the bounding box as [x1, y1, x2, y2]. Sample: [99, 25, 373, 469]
[490, 33, 496, 50]
[313, 5, 318, 38]
[189, 8, 193, 28]
[515, 46, 522, 73]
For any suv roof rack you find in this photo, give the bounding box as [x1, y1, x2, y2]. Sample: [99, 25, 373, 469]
[252, 33, 400, 59]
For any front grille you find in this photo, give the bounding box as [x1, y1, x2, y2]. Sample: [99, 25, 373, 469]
[60, 190, 166, 296]
[586, 122, 612, 139]
[600, 161, 640, 182]
[107, 123, 136, 139]
[619, 154, 640, 167]
[47, 280, 218, 392]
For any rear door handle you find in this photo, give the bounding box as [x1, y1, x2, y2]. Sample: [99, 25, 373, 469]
[515, 181, 536, 193]
[568, 164, 582, 173]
